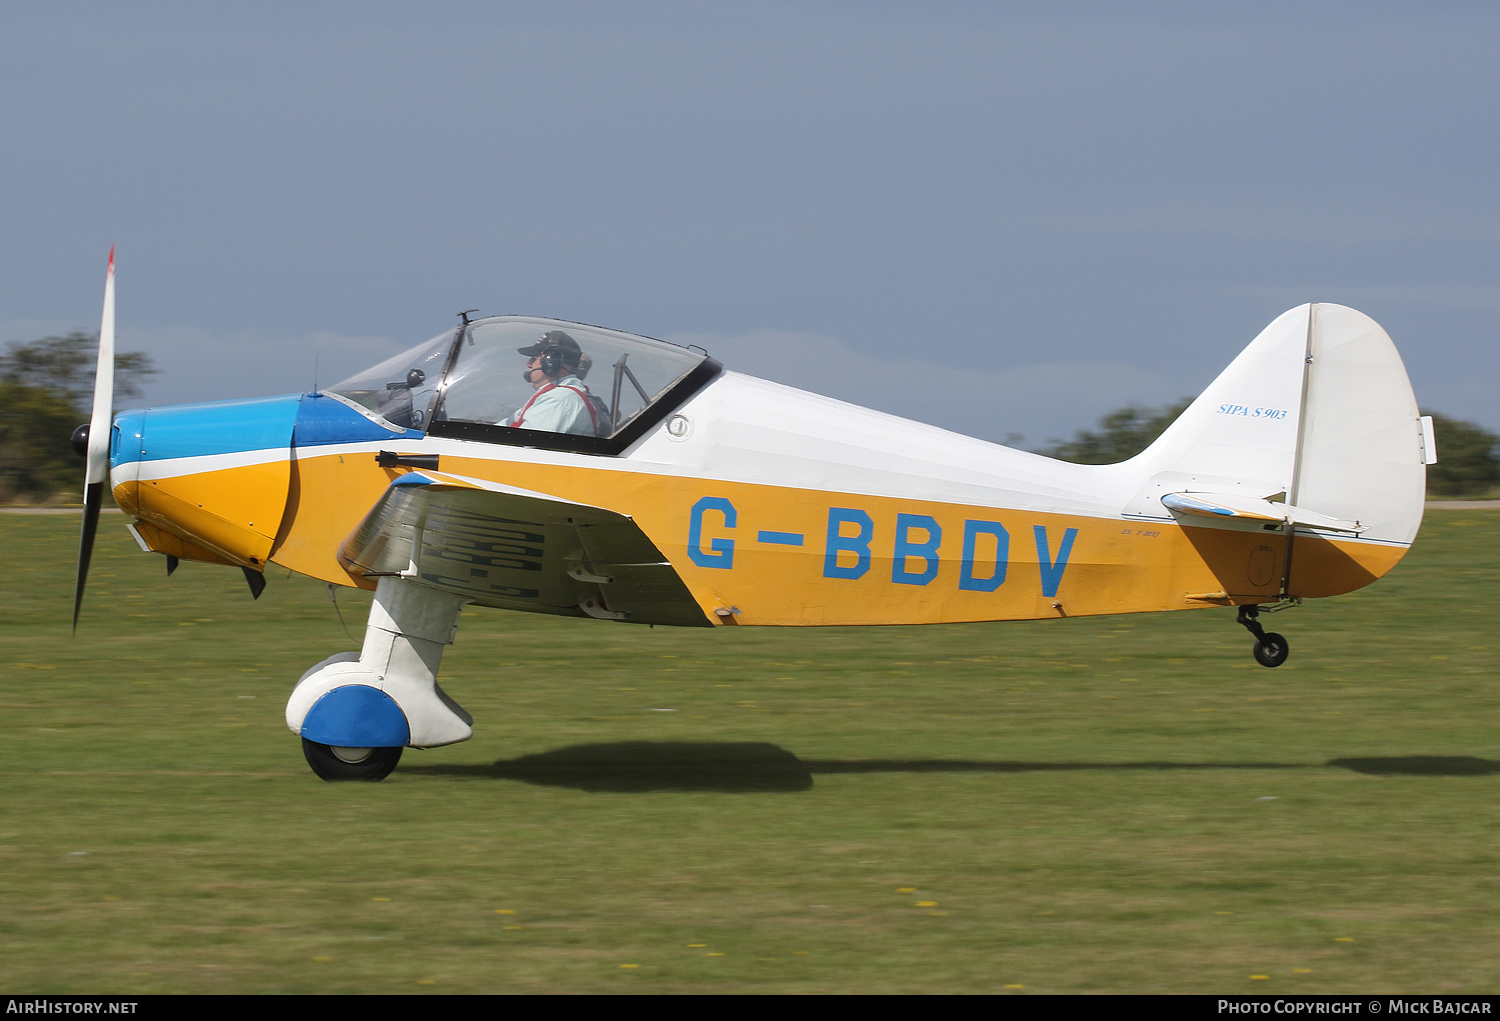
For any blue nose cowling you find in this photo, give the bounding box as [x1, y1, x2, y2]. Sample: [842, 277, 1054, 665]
[111, 394, 306, 467]
[292, 392, 426, 447]
[110, 391, 426, 470]
[109, 408, 147, 468]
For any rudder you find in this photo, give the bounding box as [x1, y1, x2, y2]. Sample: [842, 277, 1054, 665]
[1293, 304, 1426, 546]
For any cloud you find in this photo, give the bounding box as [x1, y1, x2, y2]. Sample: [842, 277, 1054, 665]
[668, 328, 1187, 447]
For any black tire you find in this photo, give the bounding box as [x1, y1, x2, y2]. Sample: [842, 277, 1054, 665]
[301, 738, 403, 781]
[1253, 632, 1289, 668]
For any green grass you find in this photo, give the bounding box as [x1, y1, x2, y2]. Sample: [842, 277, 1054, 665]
[2, 511, 1498, 993]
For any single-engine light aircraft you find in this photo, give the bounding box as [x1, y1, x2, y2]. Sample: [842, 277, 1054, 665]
[72, 252, 1437, 780]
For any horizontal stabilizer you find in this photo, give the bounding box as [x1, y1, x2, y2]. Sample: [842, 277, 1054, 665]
[1161, 491, 1365, 533]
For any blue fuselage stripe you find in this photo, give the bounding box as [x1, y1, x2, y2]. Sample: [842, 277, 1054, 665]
[112, 394, 303, 464]
[110, 392, 424, 467]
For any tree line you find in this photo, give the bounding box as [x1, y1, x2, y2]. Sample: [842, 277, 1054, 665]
[1, 333, 1496, 502]
[1033, 401, 1499, 497]
[0, 333, 155, 503]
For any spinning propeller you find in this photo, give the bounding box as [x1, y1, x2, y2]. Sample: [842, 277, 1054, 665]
[72, 247, 115, 632]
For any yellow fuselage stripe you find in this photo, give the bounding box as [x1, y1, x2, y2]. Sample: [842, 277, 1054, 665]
[116, 450, 1408, 626]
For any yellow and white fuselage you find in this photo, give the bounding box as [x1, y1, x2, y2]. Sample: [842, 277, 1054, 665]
[103, 306, 1431, 776]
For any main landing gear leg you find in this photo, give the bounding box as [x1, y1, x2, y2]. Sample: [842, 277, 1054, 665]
[1237, 604, 1289, 668]
[285, 577, 474, 780]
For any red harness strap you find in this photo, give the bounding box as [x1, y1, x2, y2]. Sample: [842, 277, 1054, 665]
[511, 382, 600, 435]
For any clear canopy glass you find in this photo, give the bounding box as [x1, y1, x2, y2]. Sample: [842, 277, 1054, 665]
[328, 317, 709, 440]
[326, 329, 453, 431]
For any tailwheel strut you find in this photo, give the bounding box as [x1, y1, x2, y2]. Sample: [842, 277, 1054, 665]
[1237, 605, 1289, 668]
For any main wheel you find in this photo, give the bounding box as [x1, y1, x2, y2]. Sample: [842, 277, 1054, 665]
[301, 738, 403, 781]
[1252, 632, 1289, 668]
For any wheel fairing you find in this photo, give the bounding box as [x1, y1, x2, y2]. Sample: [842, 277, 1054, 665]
[301, 684, 411, 748]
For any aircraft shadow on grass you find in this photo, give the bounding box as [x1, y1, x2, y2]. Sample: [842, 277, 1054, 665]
[396, 743, 1500, 792]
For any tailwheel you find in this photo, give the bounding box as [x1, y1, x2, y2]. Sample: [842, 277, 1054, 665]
[1252, 632, 1289, 668]
[301, 738, 403, 781]
[1237, 604, 1290, 669]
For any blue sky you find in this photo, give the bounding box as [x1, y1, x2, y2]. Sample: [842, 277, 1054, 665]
[4, 2, 1497, 445]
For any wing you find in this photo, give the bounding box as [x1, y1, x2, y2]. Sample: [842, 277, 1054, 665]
[338, 469, 712, 626]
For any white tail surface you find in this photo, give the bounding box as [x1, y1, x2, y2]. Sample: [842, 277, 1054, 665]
[1123, 304, 1425, 546]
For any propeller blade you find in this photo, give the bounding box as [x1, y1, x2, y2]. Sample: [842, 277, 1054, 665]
[73, 247, 116, 632]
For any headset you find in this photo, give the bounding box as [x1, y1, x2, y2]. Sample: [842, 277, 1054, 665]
[522, 331, 581, 382]
[538, 345, 569, 378]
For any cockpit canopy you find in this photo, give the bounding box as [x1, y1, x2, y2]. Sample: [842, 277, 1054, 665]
[328, 316, 717, 452]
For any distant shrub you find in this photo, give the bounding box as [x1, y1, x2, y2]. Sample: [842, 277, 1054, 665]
[1424, 412, 1500, 497]
[1039, 400, 1498, 499]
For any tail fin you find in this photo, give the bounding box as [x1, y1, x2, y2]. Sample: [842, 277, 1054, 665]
[1123, 304, 1428, 548]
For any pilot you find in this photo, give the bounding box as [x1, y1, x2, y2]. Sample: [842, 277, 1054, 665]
[508, 331, 601, 436]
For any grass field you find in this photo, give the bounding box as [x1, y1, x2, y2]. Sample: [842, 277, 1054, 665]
[1, 510, 1497, 994]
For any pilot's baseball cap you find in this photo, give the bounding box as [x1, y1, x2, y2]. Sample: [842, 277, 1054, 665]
[517, 330, 581, 363]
